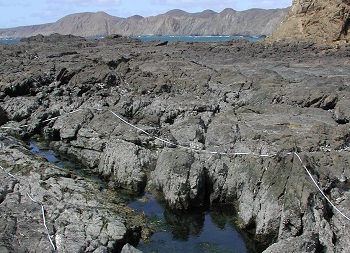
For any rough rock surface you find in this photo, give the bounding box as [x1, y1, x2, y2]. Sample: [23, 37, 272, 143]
[0, 133, 148, 252]
[1, 34, 350, 252]
[268, 0, 350, 44]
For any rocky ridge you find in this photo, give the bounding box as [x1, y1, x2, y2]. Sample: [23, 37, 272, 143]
[0, 34, 350, 252]
[0, 8, 289, 39]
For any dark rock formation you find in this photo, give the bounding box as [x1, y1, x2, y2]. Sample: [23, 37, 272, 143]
[268, 0, 350, 44]
[1, 34, 350, 252]
[0, 132, 148, 252]
[0, 8, 289, 39]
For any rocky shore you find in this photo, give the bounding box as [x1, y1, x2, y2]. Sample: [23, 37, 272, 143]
[1, 33, 350, 252]
[0, 132, 149, 252]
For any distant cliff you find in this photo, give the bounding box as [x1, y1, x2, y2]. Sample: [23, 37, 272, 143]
[0, 8, 289, 39]
[268, 0, 350, 44]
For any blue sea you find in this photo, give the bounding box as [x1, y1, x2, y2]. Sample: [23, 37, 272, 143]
[134, 35, 263, 43]
[0, 38, 21, 44]
[0, 35, 262, 44]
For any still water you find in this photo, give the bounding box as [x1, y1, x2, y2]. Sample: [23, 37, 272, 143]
[30, 140, 252, 253]
[129, 194, 249, 253]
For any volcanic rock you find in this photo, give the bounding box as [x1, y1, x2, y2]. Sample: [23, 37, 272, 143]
[0, 133, 148, 252]
[1, 34, 350, 252]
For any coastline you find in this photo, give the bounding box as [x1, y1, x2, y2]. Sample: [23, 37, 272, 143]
[0, 34, 350, 252]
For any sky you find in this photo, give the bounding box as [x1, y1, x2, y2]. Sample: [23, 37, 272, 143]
[0, 0, 292, 29]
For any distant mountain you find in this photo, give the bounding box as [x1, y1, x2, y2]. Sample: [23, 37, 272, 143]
[0, 8, 289, 39]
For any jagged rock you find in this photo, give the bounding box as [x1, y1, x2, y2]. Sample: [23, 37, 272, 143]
[121, 243, 142, 253]
[0, 133, 148, 253]
[262, 233, 321, 253]
[269, 0, 350, 44]
[1, 34, 350, 252]
[98, 139, 153, 192]
[52, 110, 94, 141]
[150, 148, 206, 209]
[2, 96, 39, 122]
[334, 98, 350, 124]
[0, 106, 8, 125]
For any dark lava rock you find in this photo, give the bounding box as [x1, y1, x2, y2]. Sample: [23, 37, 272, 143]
[0, 133, 148, 252]
[1, 34, 350, 252]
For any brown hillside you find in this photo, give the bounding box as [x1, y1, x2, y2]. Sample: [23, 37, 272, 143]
[0, 8, 289, 39]
[268, 0, 350, 44]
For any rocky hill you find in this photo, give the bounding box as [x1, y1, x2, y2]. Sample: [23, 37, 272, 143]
[268, 0, 350, 43]
[0, 8, 289, 39]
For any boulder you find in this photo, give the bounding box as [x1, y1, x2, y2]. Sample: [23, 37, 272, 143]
[334, 98, 350, 124]
[150, 148, 206, 209]
[98, 139, 153, 192]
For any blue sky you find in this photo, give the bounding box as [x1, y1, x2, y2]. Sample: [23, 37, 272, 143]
[0, 0, 292, 28]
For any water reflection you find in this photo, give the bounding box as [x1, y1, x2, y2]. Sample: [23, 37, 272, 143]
[30, 140, 251, 253]
[29, 139, 106, 189]
[164, 208, 205, 241]
[130, 194, 249, 253]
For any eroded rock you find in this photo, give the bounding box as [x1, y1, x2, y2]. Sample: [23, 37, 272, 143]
[0, 133, 148, 252]
[1, 34, 350, 252]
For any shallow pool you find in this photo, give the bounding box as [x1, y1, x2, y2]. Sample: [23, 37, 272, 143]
[30, 139, 252, 253]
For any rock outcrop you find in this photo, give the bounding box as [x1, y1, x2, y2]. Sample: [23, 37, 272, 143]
[0, 8, 289, 39]
[1, 34, 350, 252]
[268, 0, 350, 43]
[0, 133, 148, 252]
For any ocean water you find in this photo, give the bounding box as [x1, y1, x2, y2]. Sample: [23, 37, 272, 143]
[0, 35, 263, 44]
[0, 38, 21, 44]
[133, 35, 263, 43]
